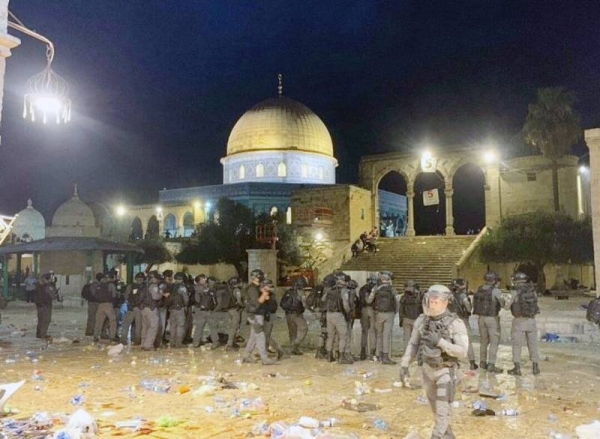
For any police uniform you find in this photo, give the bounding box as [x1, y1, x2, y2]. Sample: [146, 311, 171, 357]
[193, 281, 219, 348]
[262, 290, 283, 359]
[473, 280, 505, 372]
[507, 278, 540, 376]
[323, 279, 352, 364]
[93, 278, 118, 341]
[399, 287, 423, 344]
[401, 309, 468, 438]
[34, 276, 56, 339]
[368, 281, 398, 364]
[166, 276, 189, 348]
[121, 279, 143, 344]
[140, 276, 162, 350]
[448, 283, 477, 368]
[84, 275, 102, 336]
[358, 282, 376, 359]
[225, 280, 244, 349]
[281, 287, 308, 354]
[243, 280, 275, 364]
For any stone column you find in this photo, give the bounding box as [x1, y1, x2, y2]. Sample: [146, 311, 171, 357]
[406, 191, 416, 237]
[0, 2, 21, 127]
[584, 128, 600, 290]
[247, 249, 278, 286]
[484, 164, 501, 229]
[445, 186, 455, 236]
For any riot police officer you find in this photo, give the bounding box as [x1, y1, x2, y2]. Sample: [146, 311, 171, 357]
[192, 274, 219, 349]
[323, 272, 353, 364]
[473, 271, 505, 373]
[367, 271, 398, 365]
[400, 285, 468, 439]
[507, 272, 540, 376]
[121, 272, 145, 345]
[307, 274, 334, 360]
[242, 270, 276, 365]
[158, 270, 174, 345]
[225, 277, 244, 351]
[140, 271, 162, 351]
[280, 276, 309, 355]
[93, 273, 118, 343]
[166, 272, 189, 348]
[34, 273, 57, 339]
[357, 273, 377, 360]
[449, 278, 477, 370]
[399, 280, 423, 344]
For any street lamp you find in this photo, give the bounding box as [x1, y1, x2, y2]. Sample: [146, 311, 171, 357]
[115, 205, 126, 217]
[484, 150, 497, 164]
[8, 11, 71, 124]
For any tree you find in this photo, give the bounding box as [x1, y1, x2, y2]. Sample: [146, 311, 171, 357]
[523, 87, 582, 212]
[479, 212, 593, 293]
[132, 238, 172, 272]
[176, 198, 254, 277]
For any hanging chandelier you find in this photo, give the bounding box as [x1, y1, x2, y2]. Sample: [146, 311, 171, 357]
[8, 12, 72, 124]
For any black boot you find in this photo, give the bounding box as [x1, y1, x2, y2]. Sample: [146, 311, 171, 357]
[291, 345, 303, 355]
[359, 347, 367, 361]
[532, 362, 540, 375]
[327, 351, 336, 363]
[469, 360, 479, 370]
[381, 353, 397, 365]
[370, 349, 376, 361]
[480, 361, 487, 371]
[338, 352, 354, 364]
[334, 350, 340, 361]
[507, 363, 522, 376]
[487, 363, 503, 374]
[315, 347, 327, 359]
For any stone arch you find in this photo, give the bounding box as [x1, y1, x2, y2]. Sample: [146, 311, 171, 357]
[452, 163, 486, 235]
[182, 211, 195, 237]
[256, 163, 264, 178]
[278, 162, 287, 177]
[146, 215, 159, 239]
[164, 213, 177, 237]
[131, 217, 143, 240]
[239, 165, 245, 180]
[377, 170, 408, 237]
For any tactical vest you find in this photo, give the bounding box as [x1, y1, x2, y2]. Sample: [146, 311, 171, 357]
[325, 286, 343, 313]
[140, 284, 157, 310]
[401, 291, 423, 319]
[95, 282, 113, 303]
[216, 285, 234, 310]
[358, 285, 373, 308]
[448, 291, 471, 319]
[374, 285, 396, 313]
[128, 284, 143, 308]
[511, 285, 539, 318]
[473, 285, 500, 316]
[198, 288, 216, 311]
[281, 289, 305, 314]
[419, 312, 459, 368]
[168, 284, 187, 310]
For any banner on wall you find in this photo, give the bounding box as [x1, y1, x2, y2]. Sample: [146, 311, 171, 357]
[423, 189, 440, 206]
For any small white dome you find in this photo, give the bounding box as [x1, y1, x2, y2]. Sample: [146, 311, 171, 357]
[12, 199, 45, 241]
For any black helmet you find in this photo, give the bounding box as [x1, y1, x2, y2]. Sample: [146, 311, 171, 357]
[250, 269, 265, 282]
[134, 272, 146, 280]
[207, 276, 217, 285]
[260, 278, 275, 291]
[368, 273, 378, 285]
[228, 276, 242, 287]
[42, 272, 52, 281]
[378, 271, 393, 283]
[484, 271, 499, 284]
[174, 272, 186, 281]
[162, 270, 173, 278]
[348, 279, 358, 289]
[194, 274, 207, 283]
[95, 272, 104, 281]
[405, 279, 417, 291]
[148, 270, 161, 282]
[293, 276, 309, 290]
[323, 274, 336, 288]
[451, 278, 466, 289]
[334, 272, 347, 286]
[511, 272, 529, 283]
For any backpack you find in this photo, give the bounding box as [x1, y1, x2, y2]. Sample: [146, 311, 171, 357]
[81, 283, 93, 301]
[280, 289, 295, 312]
[216, 284, 234, 310]
[306, 287, 322, 312]
[586, 298, 600, 325]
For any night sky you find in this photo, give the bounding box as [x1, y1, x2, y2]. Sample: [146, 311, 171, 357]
[0, 1, 598, 223]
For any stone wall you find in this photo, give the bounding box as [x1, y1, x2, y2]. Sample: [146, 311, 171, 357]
[246, 249, 278, 285]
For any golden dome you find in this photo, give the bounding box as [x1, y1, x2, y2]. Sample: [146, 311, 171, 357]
[226, 97, 334, 157]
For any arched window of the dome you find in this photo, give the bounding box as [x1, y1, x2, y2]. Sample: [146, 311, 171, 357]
[286, 207, 292, 224]
[318, 167, 324, 180]
[256, 164, 264, 178]
[270, 206, 278, 216]
[239, 165, 245, 180]
[301, 164, 308, 178]
[278, 162, 287, 177]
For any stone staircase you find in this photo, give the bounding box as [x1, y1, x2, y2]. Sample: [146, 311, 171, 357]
[341, 236, 477, 288]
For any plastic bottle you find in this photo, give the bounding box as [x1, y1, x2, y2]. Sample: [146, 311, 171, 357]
[299, 416, 320, 428]
[374, 419, 388, 430]
[501, 409, 519, 416]
[320, 418, 337, 428]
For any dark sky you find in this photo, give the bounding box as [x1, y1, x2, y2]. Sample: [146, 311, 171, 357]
[0, 1, 598, 219]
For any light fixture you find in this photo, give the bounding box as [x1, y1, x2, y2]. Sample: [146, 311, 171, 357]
[156, 206, 163, 213]
[315, 232, 324, 242]
[205, 202, 212, 210]
[484, 150, 497, 164]
[8, 12, 72, 124]
[116, 205, 126, 217]
[579, 166, 587, 173]
[422, 150, 432, 161]
[194, 201, 202, 209]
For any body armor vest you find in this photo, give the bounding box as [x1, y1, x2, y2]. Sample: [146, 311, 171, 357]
[198, 287, 216, 311]
[140, 284, 158, 310]
[374, 285, 396, 313]
[168, 284, 187, 310]
[473, 285, 500, 316]
[401, 291, 423, 319]
[127, 284, 143, 308]
[358, 285, 373, 308]
[449, 290, 471, 319]
[282, 289, 305, 314]
[511, 285, 539, 318]
[419, 312, 458, 368]
[325, 286, 343, 313]
[95, 282, 112, 303]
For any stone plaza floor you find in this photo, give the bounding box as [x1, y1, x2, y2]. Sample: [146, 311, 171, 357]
[0, 297, 599, 438]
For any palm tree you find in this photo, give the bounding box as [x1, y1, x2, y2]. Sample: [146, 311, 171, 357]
[523, 87, 582, 212]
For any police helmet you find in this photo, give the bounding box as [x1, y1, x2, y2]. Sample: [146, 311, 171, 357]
[511, 272, 529, 284]
[174, 272, 186, 282]
[162, 270, 173, 278]
[451, 278, 466, 289]
[148, 270, 161, 282]
[405, 279, 417, 292]
[42, 272, 52, 281]
[348, 279, 358, 289]
[484, 271, 500, 284]
[323, 274, 336, 288]
[423, 284, 452, 317]
[293, 276, 309, 290]
[134, 272, 146, 280]
[378, 271, 393, 283]
[207, 276, 217, 285]
[368, 273, 379, 285]
[95, 273, 104, 282]
[250, 269, 265, 282]
[228, 276, 242, 287]
[194, 274, 207, 283]
[260, 278, 275, 291]
[334, 272, 348, 286]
